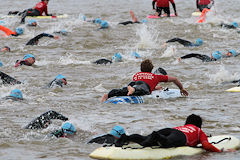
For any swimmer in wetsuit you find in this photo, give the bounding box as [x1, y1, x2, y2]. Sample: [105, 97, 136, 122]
[4, 89, 23, 101]
[0, 25, 24, 37]
[178, 50, 239, 62]
[94, 53, 123, 65]
[152, 0, 177, 17]
[220, 22, 239, 29]
[119, 10, 147, 26]
[15, 54, 36, 67]
[26, 33, 59, 45]
[50, 122, 77, 138]
[166, 38, 203, 47]
[88, 126, 126, 145]
[46, 74, 67, 88]
[115, 114, 222, 152]
[101, 59, 188, 102]
[24, 110, 68, 129]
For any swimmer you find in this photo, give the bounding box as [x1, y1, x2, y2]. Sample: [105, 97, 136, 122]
[0, 71, 22, 85]
[27, 19, 37, 27]
[165, 38, 203, 47]
[220, 22, 239, 29]
[93, 53, 123, 65]
[1, 46, 10, 52]
[196, 0, 214, 12]
[152, 0, 178, 17]
[178, 50, 239, 62]
[0, 25, 24, 37]
[4, 89, 23, 101]
[98, 20, 109, 30]
[53, 29, 68, 36]
[101, 59, 188, 102]
[24, 110, 68, 129]
[47, 74, 67, 88]
[50, 122, 77, 138]
[119, 10, 147, 26]
[15, 54, 35, 67]
[26, 33, 59, 45]
[88, 126, 126, 145]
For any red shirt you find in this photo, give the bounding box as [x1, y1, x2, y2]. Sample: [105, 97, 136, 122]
[198, 0, 211, 5]
[34, 1, 48, 16]
[174, 124, 208, 146]
[153, 0, 175, 7]
[132, 72, 168, 93]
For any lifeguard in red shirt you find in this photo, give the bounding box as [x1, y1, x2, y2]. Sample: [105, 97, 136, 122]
[101, 59, 188, 102]
[152, 0, 178, 17]
[196, 0, 214, 12]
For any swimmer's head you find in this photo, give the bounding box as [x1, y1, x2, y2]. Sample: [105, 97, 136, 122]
[1, 46, 10, 52]
[100, 20, 109, 29]
[23, 54, 35, 60]
[15, 27, 24, 35]
[141, 19, 148, 23]
[61, 122, 76, 135]
[0, 61, 3, 67]
[112, 53, 122, 62]
[212, 51, 222, 60]
[185, 114, 202, 128]
[60, 29, 67, 35]
[28, 19, 37, 26]
[110, 125, 125, 138]
[195, 38, 203, 46]
[232, 22, 239, 28]
[131, 52, 141, 58]
[55, 74, 67, 85]
[94, 18, 102, 24]
[229, 49, 237, 56]
[9, 89, 23, 99]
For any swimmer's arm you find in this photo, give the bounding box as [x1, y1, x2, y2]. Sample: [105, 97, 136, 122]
[202, 141, 221, 152]
[45, 110, 68, 121]
[167, 76, 188, 96]
[170, 0, 177, 14]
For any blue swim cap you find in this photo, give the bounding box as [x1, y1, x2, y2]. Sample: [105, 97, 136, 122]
[131, 52, 141, 58]
[15, 27, 24, 35]
[60, 29, 67, 34]
[23, 54, 35, 60]
[212, 51, 222, 60]
[55, 74, 66, 80]
[229, 49, 238, 56]
[112, 53, 122, 62]
[110, 126, 125, 138]
[195, 38, 203, 46]
[232, 22, 239, 28]
[28, 19, 37, 25]
[62, 122, 76, 135]
[82, 15, 86, 21]
[100, 20, 109, 28]
[0, 61, 3, 67]
[95, 18, 102, 24]
[9, 89, 23, 99]
[0, 21, 5, 24]
[141, 19, 148, 23]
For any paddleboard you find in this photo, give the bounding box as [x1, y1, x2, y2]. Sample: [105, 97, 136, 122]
[3, 14, 68, 19]
[89, 135, 240, 160]
[147, 14, 176, 19]
[192, 12, 202, 17]
[104, 89, 181, 104]
[225, 86, 240, 92]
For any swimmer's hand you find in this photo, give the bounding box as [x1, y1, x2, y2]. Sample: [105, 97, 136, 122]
[180, 88, 188, 96]
[54, 36, 60, 40]
[178, 57, 182, 62]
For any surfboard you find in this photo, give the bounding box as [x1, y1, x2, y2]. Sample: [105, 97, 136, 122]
[225, 86, 240, 92]
[104, 89, 181, 104]
[147, 14, 176, 19]
[192, 12, 202, 17]
[3, 14, 68, 19]
[89, 135, 240, 160]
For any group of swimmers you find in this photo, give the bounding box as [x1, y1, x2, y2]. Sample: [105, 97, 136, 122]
[0, 0, 238, 155]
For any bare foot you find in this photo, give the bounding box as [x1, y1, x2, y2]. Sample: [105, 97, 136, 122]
[127, 86, 135, 96]
[101, 94, 108, 102]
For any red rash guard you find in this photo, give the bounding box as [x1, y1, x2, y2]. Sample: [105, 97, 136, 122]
[34, 1, 48, 16]
[198, 0, 211, 5]
[132, 72, 168, 93]
[153, 0, 175, 7]
[174, 124, 221, 152]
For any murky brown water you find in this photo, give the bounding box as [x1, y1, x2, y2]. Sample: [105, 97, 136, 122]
[0, 0, 239, 159]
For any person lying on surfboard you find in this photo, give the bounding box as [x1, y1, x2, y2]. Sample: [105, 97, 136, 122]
[0, 25, 24, 37]
[178, 50, 239, 62]
[15, 54, 36, 67]
[88, 126, 126, 145]
[196, 0, 214, 12]
[1, 46, 10, 52]
[4, 89, 23, 101]
[26, 33, 59, 45]
[115, 114, 222, 152]
[101, 59, 188, 102]
[152, 0, 178, 17]
[119, 10, 147, 26]
[165, 38, 203, 47]
[220, 22, 239, 29]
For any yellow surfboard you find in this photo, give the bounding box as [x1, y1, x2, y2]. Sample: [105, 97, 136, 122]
[225, 87, 240, 92]
[192, 12, 202, 17]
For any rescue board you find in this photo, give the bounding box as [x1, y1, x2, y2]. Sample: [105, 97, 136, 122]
[3, 14, 68, 19]
[104, 88, 181, 104]
[192, 12, 202, 17]
[89, 135, 240, 160]
[147, 14, 176, 19]
[225, 86, 240, 92]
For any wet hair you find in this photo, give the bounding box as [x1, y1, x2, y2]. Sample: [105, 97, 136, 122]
[185, 114, 202, 128]
[140, 59, 154, 72]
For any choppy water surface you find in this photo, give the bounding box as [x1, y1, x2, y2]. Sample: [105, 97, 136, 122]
[0, 0, 239, 159]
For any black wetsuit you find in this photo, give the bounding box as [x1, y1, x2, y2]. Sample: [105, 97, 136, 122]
[118, 21, 141, 26]
[196, 0, 212, 12]
[0, 71, 22, 85]
[220, 23, 237, 29]
[152, 1, 176, 17]
[88, 134, 118, 145]
[107, 81, 150, 99]
[166, 38, 198, 47]
[180, 53, 214, 62]
[25, 110, 68, 129]
[94, 59, 112, 65]
[115, 128, 186, 148]
[20, 8, 43, 24]
[26, 33, 54, 45]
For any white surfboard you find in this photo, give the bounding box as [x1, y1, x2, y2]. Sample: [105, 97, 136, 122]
[225, 86, 240, 92]
[192, 12, 202, 17]
[89, 135, 240, 160]
[104, 89, 181, 104]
